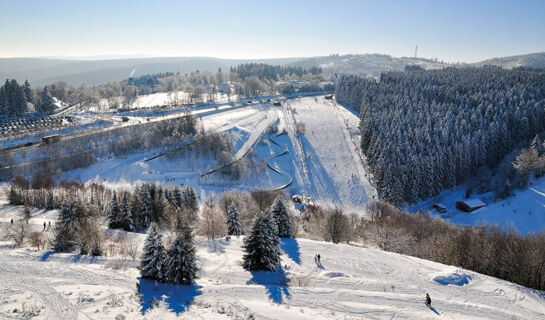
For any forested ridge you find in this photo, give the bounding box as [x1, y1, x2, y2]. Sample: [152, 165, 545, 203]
[335, 66, 545, 206]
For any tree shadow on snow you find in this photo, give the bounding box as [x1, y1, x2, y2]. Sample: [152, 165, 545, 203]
[280, 238, 301, 265]
[40, 251, 54, 261]
[247, 268, 291, 304]
[428, 305, 440, 315]
[138, 278, 202, 314]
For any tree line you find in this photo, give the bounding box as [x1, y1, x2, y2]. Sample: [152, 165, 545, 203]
[4, 179, 545, 291]
[335, 66, 545, 205]
[230, 63, 322, 81]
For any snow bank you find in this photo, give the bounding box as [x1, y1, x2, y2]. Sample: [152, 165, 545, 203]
[431, 269, 472, 286]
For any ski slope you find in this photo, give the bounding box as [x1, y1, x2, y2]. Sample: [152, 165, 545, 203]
[281, 97, 376, 212]
[53, 96, 376, 211]
[0, 213, 543, 319]
[0, 187, 543, 319]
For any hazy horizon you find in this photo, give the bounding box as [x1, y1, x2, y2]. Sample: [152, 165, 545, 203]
[1, 0, 545, 63]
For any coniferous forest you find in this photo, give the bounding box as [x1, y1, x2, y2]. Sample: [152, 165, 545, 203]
[335, 66, 545, 206]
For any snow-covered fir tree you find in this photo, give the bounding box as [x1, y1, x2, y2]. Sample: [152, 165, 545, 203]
[226, 202, 242, 236]
[139, 186, 153, 228]
[37, 87, 56, 114]
[106, 192, 121, 229]
[242, 210, 281, 271]
[173, 186, 183, 208]
[335, 67, 545, 205]
[271, 197, 293, 238]
[119, 194, 135, 232]
[164, 222, 198, 285]
[52, 201, 77, 252]
[140, 222, 166, 281]
[182, 186, 199, 212]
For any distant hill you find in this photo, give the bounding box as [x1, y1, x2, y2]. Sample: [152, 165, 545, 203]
[289, 54, 449, 76]
[0, 57, 301, 86]
[471, 52, 545, 69]
[2, 52, 544, 86]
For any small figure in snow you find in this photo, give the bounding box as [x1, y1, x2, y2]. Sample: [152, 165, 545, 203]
[10, 218, 13, 225]
[425, 293, 431, 306]
[48, 221, 51, 229]
[43, 222, 46, 231]
[314, 254, 321, 265]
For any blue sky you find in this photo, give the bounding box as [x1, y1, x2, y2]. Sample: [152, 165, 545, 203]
[1, 0, 544, 62]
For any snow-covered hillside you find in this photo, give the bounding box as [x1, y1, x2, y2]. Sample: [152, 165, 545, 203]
[279, 97, 376, 211]
[409, 175, 545, 234]
[60, 96, 376, 212]
[0, 205, 544, 319]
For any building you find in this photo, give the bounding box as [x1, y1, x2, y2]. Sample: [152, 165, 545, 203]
[432, 203, 447, 213]
[456, 199, 485, 212]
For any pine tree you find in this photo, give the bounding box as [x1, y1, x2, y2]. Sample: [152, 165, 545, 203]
[173, 186, 183, 208]
[270, 197, 293, 238]
[52, 201, 77, 252]
[164, 222, 198, 284]
[8, 187, 22, 205]
[242, 210, 281, 271]
[106, 192, 121, 229]
[140, 186, 153, 228]
[531, 135, 540, 152]
[182, 186, 198, 212]
[152, 185, 165, 223]
[37, 87, 56, 114]
[140, 222, 166, 281]
[226, 202, 242, 236]
[23, 80, 33, 103]
[119, 194, 135, 232]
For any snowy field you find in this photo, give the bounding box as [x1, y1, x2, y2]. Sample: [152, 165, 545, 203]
[0, 204, 544, 319]
[409, 175, 545, 234]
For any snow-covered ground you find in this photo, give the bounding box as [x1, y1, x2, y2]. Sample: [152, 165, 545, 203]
[55, 96, 376, 212]
[280, 97, 377, 212]
[63, 105, 277, 194]
[94, 91, 237, 111]
[0, 204, 544, 319]
[409, 176, 545, 235]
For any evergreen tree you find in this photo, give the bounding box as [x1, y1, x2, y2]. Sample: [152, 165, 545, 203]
[140, 222, 166, 281]
[164, 222, 198, 284]
[52, 201, 77, 251]
[152, 185, 165, 223]
[139, 186, 153, 228]
[242, 210, 281, 271]
[0, 79, 27, 116]
[23, 80, 33, 103]
[270, 197, 293, 238]
[173, 186, 183, 208]
[37, 87, 56, 114]
[226, 202, 242, 236]
[106, 192, 121, 229]
[119, 194, 135, 232]
[8, 187, 22, 205]
[182, 186, 198, 211]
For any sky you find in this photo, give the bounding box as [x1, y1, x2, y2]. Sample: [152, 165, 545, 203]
[1, 0, 544, 63]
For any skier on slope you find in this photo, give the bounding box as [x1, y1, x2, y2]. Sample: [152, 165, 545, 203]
[425, 293, 431, 306]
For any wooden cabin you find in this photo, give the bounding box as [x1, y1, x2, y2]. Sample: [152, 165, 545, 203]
[432, 203, 447, 213]
[456, 199, 485, 212]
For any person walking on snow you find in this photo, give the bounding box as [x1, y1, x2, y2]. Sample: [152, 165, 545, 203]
[43, 222, 46, 231]
[425, 293, 431, 306]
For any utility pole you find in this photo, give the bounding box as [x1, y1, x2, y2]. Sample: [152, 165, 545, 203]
[415, 45, 418, 59]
